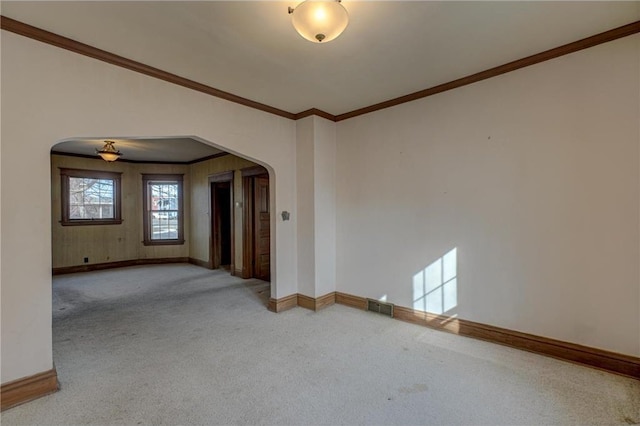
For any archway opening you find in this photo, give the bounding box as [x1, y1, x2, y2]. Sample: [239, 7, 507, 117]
[50, 135, 276, 293]
[48, 135, 279, 390]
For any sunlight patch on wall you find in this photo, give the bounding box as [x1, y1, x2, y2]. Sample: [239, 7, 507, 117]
[413, 248, 457, 315]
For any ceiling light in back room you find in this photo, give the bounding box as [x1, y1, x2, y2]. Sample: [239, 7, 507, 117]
[288, 0, 349, 43]
[96, 140, 122, 162]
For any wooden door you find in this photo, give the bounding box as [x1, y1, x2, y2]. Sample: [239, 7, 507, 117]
[253, 176, 270, 281]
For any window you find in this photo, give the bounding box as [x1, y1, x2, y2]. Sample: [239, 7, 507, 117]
[142, 174, 184, 245]
[60, 168, 122, 226]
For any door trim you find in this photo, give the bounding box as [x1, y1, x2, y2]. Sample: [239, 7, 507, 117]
[241, 166, 268, 278]
[241, 175, 254, 279]
[209, 171, 234, 271]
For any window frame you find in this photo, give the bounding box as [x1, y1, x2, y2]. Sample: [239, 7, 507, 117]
[60, 168, 123, 226]
[142, 174, 185, 246]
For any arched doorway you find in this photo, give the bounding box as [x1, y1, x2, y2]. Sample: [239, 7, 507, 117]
[50, 136, 275, 295]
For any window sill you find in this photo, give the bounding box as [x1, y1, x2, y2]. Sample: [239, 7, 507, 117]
[142, 239, 185, 246]
[61, 219, 123, 226]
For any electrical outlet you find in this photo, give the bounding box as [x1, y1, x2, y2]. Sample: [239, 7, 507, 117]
[84, 257, 89, 263]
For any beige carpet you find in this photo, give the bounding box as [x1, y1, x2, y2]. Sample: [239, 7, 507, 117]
[2, 264, 639, 425]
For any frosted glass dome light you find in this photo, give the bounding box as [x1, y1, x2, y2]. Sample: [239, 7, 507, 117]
[288, 0, 349, 43]
[96, 140, 122, 162]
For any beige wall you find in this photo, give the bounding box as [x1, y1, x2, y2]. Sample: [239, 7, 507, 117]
[189, 154, 259, 268]
[336, 35, 640, 356]
[296, 117, 315, 297]
[1, 32, 298, 384]
[51, 155, 190, 268]
[295, 116, 337, 298]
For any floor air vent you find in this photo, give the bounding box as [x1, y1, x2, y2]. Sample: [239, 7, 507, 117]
[367, 299, 394, 317]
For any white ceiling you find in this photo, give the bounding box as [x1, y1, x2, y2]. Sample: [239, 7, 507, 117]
[3, 1, 639, 116]
[53, 137, 224, 163]
[4, 1, 639, 162]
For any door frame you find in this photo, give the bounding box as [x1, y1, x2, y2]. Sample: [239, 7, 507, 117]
[241, 165, 269, 279]
[209, 171, 234, 271]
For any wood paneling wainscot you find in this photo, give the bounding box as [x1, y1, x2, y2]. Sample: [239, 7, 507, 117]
[53, 257, 190, 275]
[189, 154, 261, 272]
[51, 154, 190, 269]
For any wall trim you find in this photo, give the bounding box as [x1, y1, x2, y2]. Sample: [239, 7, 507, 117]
[296, 294, 316, 311]
[187, 152, 230, 165]
[188, 257, 212, 269]
[294, 108, 336, 122]
[51, 150, 229, 165]
[52, 257, 189, 275]
[241, 165, 269, 178]
[334, 292, 640, 379]
[268, 294, 298, 313]
[335, 20, 640, 121]
[315, 292, 337, 310]
[269, 292, 337, 312]
[297, 293, 336, 311]
[2, 16, 638, 122]
[1, 369, 59, 411]
[335, 292, 368, 310]
[0, 16, 295, 121]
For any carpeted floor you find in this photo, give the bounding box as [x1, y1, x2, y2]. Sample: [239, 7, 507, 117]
[2, 264, 639, 425]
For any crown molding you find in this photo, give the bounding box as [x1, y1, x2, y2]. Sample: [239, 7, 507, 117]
[335, 20, 640, 121]
[294, 108, 337, 122]
[0, 16, 295, 120]
[50, 150, 229, 165]
[2, 16, 639, 123]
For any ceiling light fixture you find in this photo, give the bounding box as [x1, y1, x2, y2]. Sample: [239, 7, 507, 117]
[96, 140, 122, 162]
[288, 0, 349, 43]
